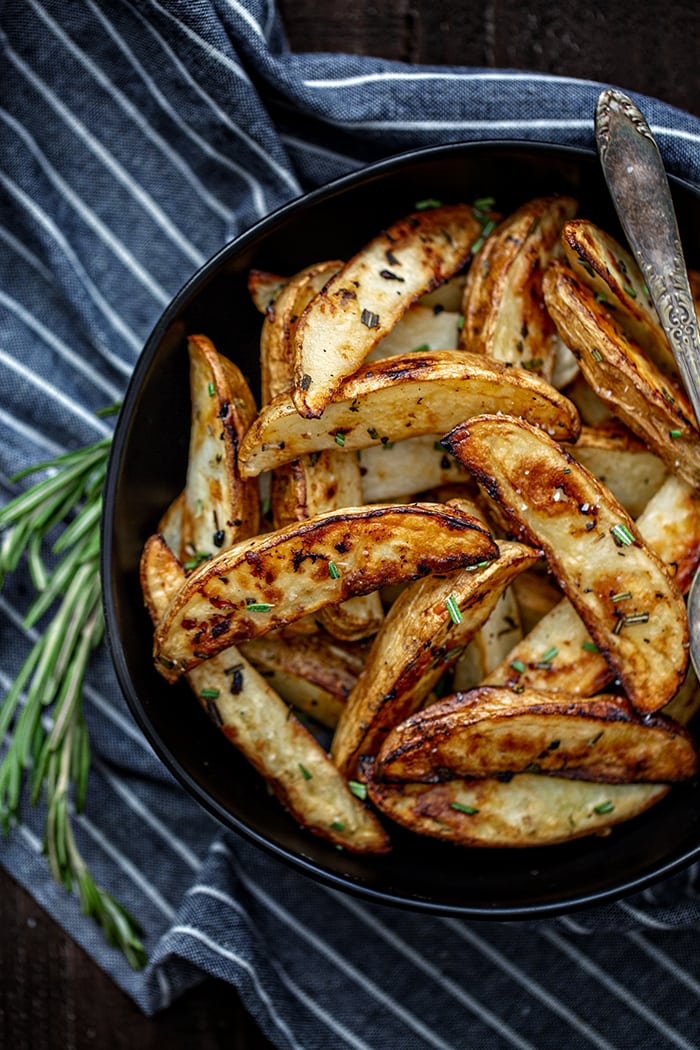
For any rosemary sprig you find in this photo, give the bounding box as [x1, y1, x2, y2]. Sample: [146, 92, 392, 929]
[0, 429, 147, 970]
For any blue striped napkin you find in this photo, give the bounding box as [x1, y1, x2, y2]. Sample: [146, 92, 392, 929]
[2, 3, 700, 1047]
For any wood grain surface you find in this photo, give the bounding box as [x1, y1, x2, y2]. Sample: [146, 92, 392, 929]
[1, 4, 698, 1049]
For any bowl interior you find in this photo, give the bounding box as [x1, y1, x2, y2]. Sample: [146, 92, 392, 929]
[102, 141, 700, 918]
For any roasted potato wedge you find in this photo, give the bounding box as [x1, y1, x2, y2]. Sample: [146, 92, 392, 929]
[419, 273, 467, 311]
[157, 490, 185, 563]
[153, 502, 498, 678]
[367, 303, 460, 361]
[459, 195, 577, 379]
[452, 584, 523, 692]
[510, 570, 562, 634]
[364, 767, 670, 848]
[331, 540, 540, 776]
[261, 260, 342, 404]
[292, 204, 485, 417]
[564, 423, 667, 518]
[561, 219, 678, 377]
[240, 632, 365, 729]
[486, 473, 700, 697]
[239, 350, 581, 477]
[181, 335, 260, 558]
[375, 686, 697, 784]
[359, 434, 469, 504]
[544, 261, 700, 487]
[444, 414, 688, 712]
[140, 535, 390, 854]
[562, 371, 613, 426]
[247, 268, 287, 315]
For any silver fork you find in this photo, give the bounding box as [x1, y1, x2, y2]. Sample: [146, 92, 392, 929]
[595, 87, 700, 676]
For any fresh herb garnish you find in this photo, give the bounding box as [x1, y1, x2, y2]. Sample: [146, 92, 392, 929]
[348, 780, 367, 800]
[611, 523, 635, 547]
[594, 800, 614, 814]
[582, 641, 600, 653]
[328, 561, 341, 580]
[0, 428, 147, 969]
[450, 801, 479, 815]
[245, 601, 273, 613]
[445, 593, 463, 625]
[415, 198, 442, 210]
[298, 763, 312, 781]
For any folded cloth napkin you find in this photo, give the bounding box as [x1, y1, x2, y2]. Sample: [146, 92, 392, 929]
[2, 2, 700, 1047]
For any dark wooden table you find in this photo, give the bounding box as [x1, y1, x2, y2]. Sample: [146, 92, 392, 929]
[1, 3, 698, 1048]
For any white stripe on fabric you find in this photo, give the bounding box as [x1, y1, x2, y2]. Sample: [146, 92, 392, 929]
[93, 759, 202, 872]
[30, 0, 233, 225]
[144, 0, 251, 83]
[0, 171, 144, 357]
[617, 900, 677, 931]
[0, 348, 112, 436]
[5, 47, 207, 269]
[75, 812, 177, 919]
[92, 1, 267, 228]
[0, 288, 122, 402]
[0, 223, 54, 282]
[155, 967, 172, 1010]
[213, 843, 461, 1050]
[0, 407, 66, 459]
[17, 823, 43, 853]
[301, 71, 611, 90]
[164, 925, 305, 1050]
[135, 2, 303, 199]
[187, 884, 374, 1050]
[279, 132, 362, 169]
[0, 105, 173, 310]
[262, 0, 276, 42]
[333, 893, 538, 1050]
[627, 931, 700, 998]
[220, 0, 266, 40]
[649, 125, 700, 147]
[541, 929, 698, 1050]
[315, 116, 594, 133]
[557, 914, 593, 934]
[443, 919, 619, 1050]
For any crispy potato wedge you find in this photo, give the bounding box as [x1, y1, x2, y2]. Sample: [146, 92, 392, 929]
[366, 304, 460, 361]
[486, 477, 700, 697]
[544, 261, 700, 487]
[260, 260, 342, 404]
[444, 414, 688, 712]
[140, 535, 390, 853]
[459, 196, 577, 379]
[452, 585, 523, 692]
[239, 350, 581, 477]
[375, 686, 697, 784]
[247, 268, 287, 315]
[364, 767, 670, 848]
[240, 632, 365, 729]
[292, 204, 484, 417]
[359, 434, 469, 504]
[331, 540, 540, 776]
[181, 335, 260, 558]
[564, 423, 667, 519]
[561, 219, 678, 377]
[153, 502, 498, 678]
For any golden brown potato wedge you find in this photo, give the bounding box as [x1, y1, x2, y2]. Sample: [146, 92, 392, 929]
[240, 632, 366, 729]
[292, 204, 484, 417]
[359, 435, 469, 504]
[563, 423, 667, 519]
[364, 767, 670, 848]
[271, 447, 384, 641]
[561, 219, 678, 377]
[260, 260, 342, 404]
[544, 261, 700, 488]
[331, 540, 540, 776]
[140, 534, 390, 854]
[444, 414, 688, 713]
[247, 268, 287, 315]
[366, 304, 460, 361]
[153, 502, 498, 678]
[181, 335, 260, 559]
[374, 686, 697, 784]
[239, 350, 581, 477]
[452, 585, 523, 692]
[459, 196, 577, 379]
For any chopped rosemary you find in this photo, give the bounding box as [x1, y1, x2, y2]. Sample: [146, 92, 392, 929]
[622, 284, 637, 298]
[623, 611, 650, 626]
[594, 800, 614, 814]
[207, 381, 215, 396]
[582, 641, 600, 653]
[610, 591, 632, 603]
[199, 688, 220, 700]
[328, 561, 341, 580]
[0, 425, 147, 969]
[611, 523, 635, 547]
[330, 820, 345, 831]
[540, 646, 558, 664]
[415, 198, 442, 210]
[450, 801, 479, 815]
[445, 593, 463, 625]
[334, 432, 346, 447]
[669, 429, 682, 439]
[590, 347, 603, 362]
[470, 218, 496, 255]
[183, 551, 211, 571]
[510, 660, 526, 674]
[348, 780, 367, 800]
[245, 602, 273, 613]
[360, 308, 380, 329]
[298, 763, 312, 781]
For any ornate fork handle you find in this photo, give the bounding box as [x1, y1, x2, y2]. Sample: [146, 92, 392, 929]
[596, 88, 700, 424]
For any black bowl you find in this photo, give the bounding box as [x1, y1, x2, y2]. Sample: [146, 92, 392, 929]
[102, 140, 700, 919]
